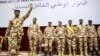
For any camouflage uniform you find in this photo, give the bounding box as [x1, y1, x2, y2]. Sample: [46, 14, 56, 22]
[6, 21, 18, 56]
[98, 26, 100, 37]
[87, 25, 98, 54]
[77, 25, 88, 55]
[28, 23, 41, 56]
[56, 26, 66, 56]
[5, 20, 17, 56]
[98, 26, 100, 55]
[66, 25, 76, 56]
[5, 7, 32, 56]
[44, 26, 55, 53]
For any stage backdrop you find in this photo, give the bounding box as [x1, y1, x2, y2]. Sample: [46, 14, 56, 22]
[0, 0, 100, 27]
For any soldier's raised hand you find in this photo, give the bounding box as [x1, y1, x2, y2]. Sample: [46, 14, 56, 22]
[29, 3, 33, 9]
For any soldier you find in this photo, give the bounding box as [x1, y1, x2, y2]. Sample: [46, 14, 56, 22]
[66, 20, 76, 56]
[55, 21, 66, 56]
[77, 19, 88, 56]
[87, 20, 98, 55]
[5, 4, 33, 56]
[44, 22, 55, 56]
[28, 18, 42, 56]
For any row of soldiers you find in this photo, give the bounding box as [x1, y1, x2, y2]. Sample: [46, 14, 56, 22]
[3, 3, 100, 56]
[28, 18, 100, 56]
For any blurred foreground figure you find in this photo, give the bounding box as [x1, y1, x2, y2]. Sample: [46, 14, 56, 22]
[5, 4, 33, 56]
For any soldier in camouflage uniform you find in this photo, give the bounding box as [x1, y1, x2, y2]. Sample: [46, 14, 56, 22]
[5, 4, 33, 56]
[28, 18, 42, 56]
[55, 21, 66, 56]
[66, 20, 77, 56]
[87, 20, 98, 55]
[44, 22, 55, 56]
[77, 19, 88, 56]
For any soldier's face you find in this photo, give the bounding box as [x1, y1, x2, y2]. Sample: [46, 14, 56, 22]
[79, 20, 83, 24]
[14, 11, 20, 17]
[88, 21, 92, 25]
[48, 22, 52, 27]
[68, 20, 72, 25]
[33, 19, 36, 24]
[58, 21, 62, 26]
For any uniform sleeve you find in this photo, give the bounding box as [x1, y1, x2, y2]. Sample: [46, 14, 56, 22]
[55, 27, 58, 34]
[63, 27, 67, 36]
[22, 7, 32, 22]
[65, 26, 68, 34]
[44, 27, 47, 37]
[37, 25, 43, 38]
[37, 24, 41, 32]
[53, 27, 56, 37]
[4, 20, 13, 39]
[98, 26, 100, 37]
[27, 25, 31, 37]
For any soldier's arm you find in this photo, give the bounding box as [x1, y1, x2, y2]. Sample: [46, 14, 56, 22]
[56, 27, 59, 33]
[22, 3, 33, 21]
[53, 27, 56, 37]
[55, 27, 58, 36]
[97, 26, 100, 37]
[38, 25, 43, 39]
[85, 26, 89, 37]
[93, 26, 98, 37]
[38, 25, 41, 33]
[7, 20, 13, 30]
[63, 27, 66, 34]
[44, 28, 46, 36]
[93, 26, 96, 31]
[27, 25, 31, 37]
[4, 20, 13, 39]
[77, 25, 80, 31]
[64, 27, 68, 37]
[86, 25, 89, 32]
